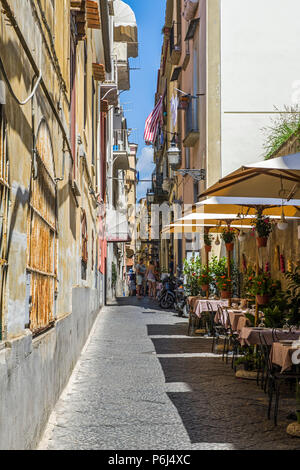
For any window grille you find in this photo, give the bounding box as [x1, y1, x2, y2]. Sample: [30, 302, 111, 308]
[0, 105, 9, 340]
[27, 120, 57, 333]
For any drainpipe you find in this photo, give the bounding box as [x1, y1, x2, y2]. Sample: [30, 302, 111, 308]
[99, 0, 112, 74]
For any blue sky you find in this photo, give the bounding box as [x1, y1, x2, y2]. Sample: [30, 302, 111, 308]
[120, 0, 166, 201]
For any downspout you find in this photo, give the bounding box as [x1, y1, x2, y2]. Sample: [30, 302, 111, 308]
[99, 0, 112, 74]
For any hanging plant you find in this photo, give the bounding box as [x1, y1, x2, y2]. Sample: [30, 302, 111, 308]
[221, 227, 235, 251]
[204, 233, 213, 252]
[249, 272, 278, 305]
[251, 211, 272, 247]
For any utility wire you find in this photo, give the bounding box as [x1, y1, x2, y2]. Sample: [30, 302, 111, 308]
[0, 56, 42, 105]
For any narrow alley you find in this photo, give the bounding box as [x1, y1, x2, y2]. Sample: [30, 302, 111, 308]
[39, 300, 300, 451]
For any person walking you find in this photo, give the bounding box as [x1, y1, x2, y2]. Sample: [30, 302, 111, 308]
[136, 258, 146, 298]
[127, 268, 136, 297]
[146, 259, 156, 299]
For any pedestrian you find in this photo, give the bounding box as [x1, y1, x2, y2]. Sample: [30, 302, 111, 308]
[169, 255, 174, 276]
[136, 258, 146, 298]
[146, 259, 156, 299]
[127, 268, 136, 297]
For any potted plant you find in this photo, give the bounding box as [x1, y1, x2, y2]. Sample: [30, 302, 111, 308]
[220, 227, 235, 251]
[250, 272, 274, 305]
[216, 274, 232, 299]
[235, 348, 260, 371]
[199, 265, 212, 292]
[243, 267, 256, 298]
[204, 233, 213, 252]
[183, 256, 201, 297]
[252, 211, 272, 247]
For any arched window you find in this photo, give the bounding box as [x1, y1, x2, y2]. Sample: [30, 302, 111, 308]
[27, 119, 57, 333]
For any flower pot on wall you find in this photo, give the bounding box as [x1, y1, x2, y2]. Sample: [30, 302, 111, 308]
[221, 291, 231, 299]
[204, 245, 212, 253]
[256, 294, 270, 305]
[225, 243, 234, 252]
[256, 237, 268, 248]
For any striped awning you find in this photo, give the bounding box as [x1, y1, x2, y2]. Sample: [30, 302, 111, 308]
[144, 96, 163, 146]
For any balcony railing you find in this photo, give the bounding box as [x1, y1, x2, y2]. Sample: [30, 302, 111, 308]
[113, 129, 130, 154]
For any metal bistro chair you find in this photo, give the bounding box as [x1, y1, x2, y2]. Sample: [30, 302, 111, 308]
[222, 307, 241, 369]
[205, 301, 216, 337]
[259, 331, 300, 426]
[187, 301, 201, 336]
[211, 304, 228, 354]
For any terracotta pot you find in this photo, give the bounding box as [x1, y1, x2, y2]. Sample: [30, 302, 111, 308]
[256, 294, 270, 305]
[225, 243, 234, 252]
[221, 290, 231, 299]
[201, 284, 209, 292]
[256, 237, 268, 248]
[204, 245, 212, 253]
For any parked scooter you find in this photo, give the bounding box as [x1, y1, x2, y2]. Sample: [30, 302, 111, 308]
[158, 273, 188, 316]
[174, 279, 189, 317]
[158, 275, 176, 309]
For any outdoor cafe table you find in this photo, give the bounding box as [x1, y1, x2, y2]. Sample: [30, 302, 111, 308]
[194, 299, 229, 318]
[187, 296, 206, 313]
[225, 310, 249, 332]
[271, 342, 300, 373]
[239, 327, 300, 346]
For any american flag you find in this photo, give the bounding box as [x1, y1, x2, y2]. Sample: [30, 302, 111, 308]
[144, 96, 163, 145]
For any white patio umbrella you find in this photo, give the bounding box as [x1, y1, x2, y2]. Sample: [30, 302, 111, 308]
[200, 153, 300, 200]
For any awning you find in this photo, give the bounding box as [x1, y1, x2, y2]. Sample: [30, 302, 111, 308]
[199, 153, 300, 200]
[162, 223, 253, 235]
[107, 235, 131, 243]
[114, 0, 138, 58]
[181, 196, 300, 218]
[161, 196, 300, 234]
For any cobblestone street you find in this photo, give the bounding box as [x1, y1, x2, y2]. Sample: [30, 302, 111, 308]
[39, 298, 300, 450]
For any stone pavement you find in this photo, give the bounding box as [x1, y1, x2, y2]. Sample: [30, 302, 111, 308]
[39, 297, 300, 450]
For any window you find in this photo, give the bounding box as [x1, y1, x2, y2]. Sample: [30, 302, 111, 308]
[185, 148, 190, 169]
[0, 105, 9, 340]
[81, 209, 88, 280]
[27, 120, 57, 334]
[193, 181, 198, 203]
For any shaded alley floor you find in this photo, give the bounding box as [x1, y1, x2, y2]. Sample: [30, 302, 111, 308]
[39, 297, 300, 450]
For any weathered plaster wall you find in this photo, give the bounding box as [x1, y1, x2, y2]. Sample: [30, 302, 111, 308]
[0, 287, 100, 450]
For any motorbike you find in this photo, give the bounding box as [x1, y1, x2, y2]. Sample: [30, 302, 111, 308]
[174, 279, 189, 317]
[158, 276, 176, 309]
[158, 275, 188, 316]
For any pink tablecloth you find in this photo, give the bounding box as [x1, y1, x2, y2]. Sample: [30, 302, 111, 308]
[195, 299, 229, 318]
[188, 296, 206, 313]
[271, 342, 300, 373]
[239, 327, 300, 346]
[213, 309, 249, 332]
[228, 310, 249, 332]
